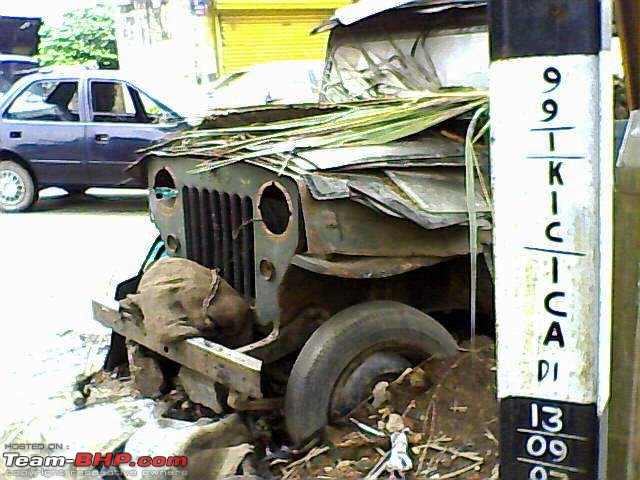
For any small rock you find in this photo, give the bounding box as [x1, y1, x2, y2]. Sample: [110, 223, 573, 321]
[72, 390, 86, 407]
[408, 367, 428, 388]
[354, 457, 375, 471]
[378, 406, 392, 418]
[128, 342, 165, 397]
[385, 413, 405, 433]
[372, 381, 390, 408]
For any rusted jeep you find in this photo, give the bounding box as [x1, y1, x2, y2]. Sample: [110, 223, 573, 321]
[94, 0, 494, 445]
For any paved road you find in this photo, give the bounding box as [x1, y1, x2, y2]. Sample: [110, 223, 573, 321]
[0, 188, 158, 438]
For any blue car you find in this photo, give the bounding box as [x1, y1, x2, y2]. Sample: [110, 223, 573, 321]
[0, 69, 187, 212]
[0, 54, 39, 97]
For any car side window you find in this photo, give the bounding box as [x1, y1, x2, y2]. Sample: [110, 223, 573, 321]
[136, 89, 179, 124]
[4, 80, 80, 122]
[91, 81, 139, 123]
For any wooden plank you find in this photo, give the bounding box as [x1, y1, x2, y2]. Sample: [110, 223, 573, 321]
[92, 301, 263, 399]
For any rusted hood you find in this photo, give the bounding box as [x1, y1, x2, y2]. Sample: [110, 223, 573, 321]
[135, 102, 490, 232]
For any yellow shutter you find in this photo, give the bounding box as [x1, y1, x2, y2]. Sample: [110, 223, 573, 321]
[217, 10, 334, 74]
[217, 0, 347, 8]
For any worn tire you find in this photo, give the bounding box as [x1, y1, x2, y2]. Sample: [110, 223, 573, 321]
[0, 160, 36, 212]
[284, 300, 458, 445]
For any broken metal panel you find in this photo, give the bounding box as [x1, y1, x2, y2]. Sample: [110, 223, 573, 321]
[293, 135, 467, 171]
[302, 164, 490, 230]
[346, 174, 488, 230]
[291, 253, 443, 279]
[93, 300, 263, 399]
[315, 0, 486, 31]
[298, 185, 476, 257]
[320, 4, 488, 102]
[349, 194, 406, 219]
[385, 169, 490, 213]
[303, 173, 351, 199]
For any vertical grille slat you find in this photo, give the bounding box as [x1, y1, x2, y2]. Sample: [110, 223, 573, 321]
[199, 189, 212, 268]
[230, 194, 243, 294]
[184, 186, 255, 299]
[220, 193, 232, 283]
[241, 197, 255, 298]
[185, 187, 202, 265]
[211, 192, 223, 269]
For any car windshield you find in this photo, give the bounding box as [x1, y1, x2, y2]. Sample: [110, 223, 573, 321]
[208, 61, 323, 109]
[137, 88, 182, 124]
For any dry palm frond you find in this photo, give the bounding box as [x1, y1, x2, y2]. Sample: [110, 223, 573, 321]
[145, 91, 488, 176]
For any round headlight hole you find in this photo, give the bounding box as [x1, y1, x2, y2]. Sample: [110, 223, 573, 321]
[153, 168, 178, 207]
[258, 183, 291, 235]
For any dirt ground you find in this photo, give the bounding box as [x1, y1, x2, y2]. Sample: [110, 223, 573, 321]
[271, 337, 498, 480]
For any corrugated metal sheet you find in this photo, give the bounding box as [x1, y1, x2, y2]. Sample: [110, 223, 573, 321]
[217, 10, 335, 74]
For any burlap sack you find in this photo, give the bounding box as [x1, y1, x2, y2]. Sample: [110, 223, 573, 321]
[120, 257, 251, 344]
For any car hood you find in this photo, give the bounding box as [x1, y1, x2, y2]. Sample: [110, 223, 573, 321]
[0, 16, 42, 56]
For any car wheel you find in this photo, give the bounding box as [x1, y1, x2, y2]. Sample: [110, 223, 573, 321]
[0, 160, 36, 212]
[284, 300, 458, 445]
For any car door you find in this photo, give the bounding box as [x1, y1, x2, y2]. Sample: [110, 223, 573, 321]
[0, 78, 88, 186]
[85, 79, 183, 187]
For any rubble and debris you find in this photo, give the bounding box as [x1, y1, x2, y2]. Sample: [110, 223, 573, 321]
[127, 342, 165, 397]
[178, 367, 227, 414]
[124, 414, 254, 480]
[269, 337, 498, 479]
[0, 396, 156, 479]
[349, 418, 386, 438]
[365, 429, 413, 479]
[70, 333, 497, 480]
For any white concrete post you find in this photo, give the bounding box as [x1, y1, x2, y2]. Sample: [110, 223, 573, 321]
[489, 0, 613, 478]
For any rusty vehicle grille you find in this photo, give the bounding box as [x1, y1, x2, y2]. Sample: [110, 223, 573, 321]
[183, 187, 256, 299]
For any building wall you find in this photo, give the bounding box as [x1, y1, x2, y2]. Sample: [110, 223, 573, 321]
[113, 0, 218, 117]
[113, 0, 351, 116]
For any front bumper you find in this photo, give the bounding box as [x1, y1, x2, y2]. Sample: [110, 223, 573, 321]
[92, 300, 263, 399]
